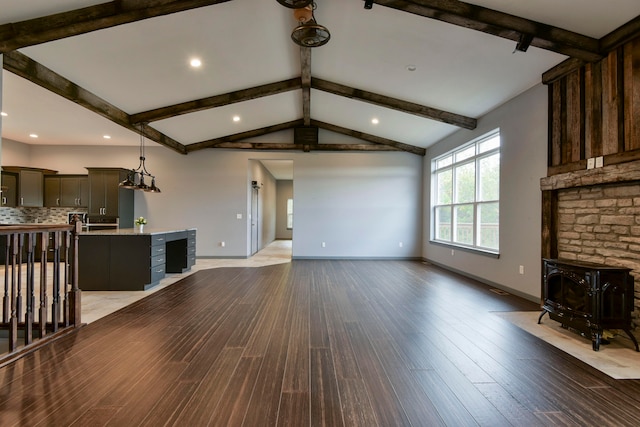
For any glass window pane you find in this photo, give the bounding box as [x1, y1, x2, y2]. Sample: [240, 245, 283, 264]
[479, 134, 500, 153]
[287, 199, 293, 229]
[453, 204, 474, 245]
[436, 155, 452, 169]
[454, 162, 475, 203]
[477, 202, 499, 250]
[455, 145, 475, 162]
[436, 169, 452, 205]
[479, 153, 500, 201]
[435, 206, 451, 241]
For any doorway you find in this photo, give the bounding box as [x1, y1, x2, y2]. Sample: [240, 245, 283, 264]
[251, 181, 260, 256]
[249, 160, 293, 257]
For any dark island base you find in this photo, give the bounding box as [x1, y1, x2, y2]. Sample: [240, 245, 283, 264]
[78, 228, 196, 291]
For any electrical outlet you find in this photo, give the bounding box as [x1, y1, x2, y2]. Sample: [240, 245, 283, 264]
[221, 241, 225, 247]
[399, 242, 403, 248]
[519, 265, 524, 275]
[595, 156, 604, 168]
[236, 213, 242, 219]
[587, 158, 595, 169]
[321, 242, 326, 248]
[451, 249, 455, 256]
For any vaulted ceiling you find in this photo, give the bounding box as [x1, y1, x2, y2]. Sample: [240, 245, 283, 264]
[2, 0, 640, 157]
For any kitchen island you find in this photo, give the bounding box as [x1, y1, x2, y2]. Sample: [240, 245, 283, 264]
[78, 227, 196, 291]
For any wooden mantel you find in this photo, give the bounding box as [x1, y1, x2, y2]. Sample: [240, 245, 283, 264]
[541, 160, 640, 191]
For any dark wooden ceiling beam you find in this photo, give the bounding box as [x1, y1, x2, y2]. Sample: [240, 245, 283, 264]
[300, 47, 312, 126]
[0, 0, 232, 52]
[312, 77, 476, 130]
[374, 0, 603, 62]
[205, 142, 404, 152]
[130, 78, 302, 124]
[186, 120, 304, 152]
[3, 51, 187, 154]
[312, 120, 426, 156]
[542, 15, 640, 84]
[600, 15, 640, 52]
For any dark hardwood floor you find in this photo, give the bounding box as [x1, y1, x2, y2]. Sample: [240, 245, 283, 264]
[1, 259, 639, 426]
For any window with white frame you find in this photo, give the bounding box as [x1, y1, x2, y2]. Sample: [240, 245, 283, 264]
[286, 198, 293, 229]
[432, 130, 500, 253]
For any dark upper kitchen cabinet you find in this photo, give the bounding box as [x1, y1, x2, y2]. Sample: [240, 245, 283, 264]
[2, 167, 57, 207]
[18, 169, 43, 207]
[1, 172, 18, 207]
[44, 175, 89, 207]
[87, 168, 134, 226]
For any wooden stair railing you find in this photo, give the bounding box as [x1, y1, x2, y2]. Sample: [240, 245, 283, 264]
[0, 221, 82, 366]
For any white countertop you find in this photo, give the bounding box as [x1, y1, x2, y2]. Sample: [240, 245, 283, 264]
[79, 227, 196, 236]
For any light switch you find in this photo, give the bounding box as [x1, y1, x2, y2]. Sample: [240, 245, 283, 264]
[587, 158, 595, 169]
[236, 213, 242, 219]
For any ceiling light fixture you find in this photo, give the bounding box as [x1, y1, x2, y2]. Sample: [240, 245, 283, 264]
[1, 112, 7, 117]
[103, 135, 111, 139]
[29, 134, 38, 138]
[233, 115, 240, 122]
[119, 123, 161, 193]
[190, 58, 202, 68]
[291, 3, 330, 48]
[276, 0, 312, 8]
[371, 118, 379, 125]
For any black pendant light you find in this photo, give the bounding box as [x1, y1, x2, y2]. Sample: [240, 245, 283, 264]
[276, 0, 313, 8]
[119, 123, 161, 193]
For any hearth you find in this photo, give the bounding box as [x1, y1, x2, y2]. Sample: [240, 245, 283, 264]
[538, 258, 639, 352]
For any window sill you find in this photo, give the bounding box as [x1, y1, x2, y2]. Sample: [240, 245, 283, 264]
[429, 240, 500, 259]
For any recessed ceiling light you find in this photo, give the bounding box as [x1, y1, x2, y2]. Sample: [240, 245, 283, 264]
[190, 58, 202, 68]
[233, 115, 241, 122]
[0, 111, 7, 117]
[406, 64, 417, 71]
[29, 133, 38, 138]
[371, 118, 379, 125]
[103, 135, 112, 139]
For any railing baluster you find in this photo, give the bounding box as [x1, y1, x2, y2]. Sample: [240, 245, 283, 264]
[9, 234, 19, 352]
[51, 231, 60, 333]
[63, 230, 71, 327]
[69, 221, 82, 327]
[16, 233, 24, 322]
[2, 236, 9, 324]
[39, 232, 48, 339]
[25, 232, 36, 346]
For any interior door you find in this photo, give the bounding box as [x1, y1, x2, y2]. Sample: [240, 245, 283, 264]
[251, 187, 259, 255]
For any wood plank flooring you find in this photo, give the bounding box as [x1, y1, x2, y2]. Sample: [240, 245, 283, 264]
[1, 259, 640, 426]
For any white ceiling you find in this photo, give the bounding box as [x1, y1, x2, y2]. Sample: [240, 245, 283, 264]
[1, 0, 640, 159]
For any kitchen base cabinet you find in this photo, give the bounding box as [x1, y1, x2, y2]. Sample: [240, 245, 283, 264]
[78, 228, 195, 291]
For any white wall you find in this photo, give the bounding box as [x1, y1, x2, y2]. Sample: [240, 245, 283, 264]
[3, 142, 423, 260]
[423, 84, 548, 300]
[293, 152, 423, 258]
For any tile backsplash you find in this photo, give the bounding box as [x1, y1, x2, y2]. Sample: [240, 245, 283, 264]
[0, 207, 88, 224]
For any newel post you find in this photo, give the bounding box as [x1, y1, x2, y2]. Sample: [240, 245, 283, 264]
[69, 220, 82, 327]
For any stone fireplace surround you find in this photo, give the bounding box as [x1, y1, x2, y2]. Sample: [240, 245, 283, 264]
[541, 161, 640, 342]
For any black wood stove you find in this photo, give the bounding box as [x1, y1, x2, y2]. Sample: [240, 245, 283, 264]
[539, 258, 639, 352]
